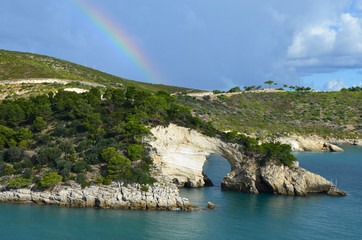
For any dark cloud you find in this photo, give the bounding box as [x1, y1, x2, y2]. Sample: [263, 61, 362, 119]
[0, 0, 361, 90]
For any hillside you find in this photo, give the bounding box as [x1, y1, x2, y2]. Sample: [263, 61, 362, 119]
[0, 49, 195, 93]
[0, 49, 360, 140]
[176, 91, 362, 139]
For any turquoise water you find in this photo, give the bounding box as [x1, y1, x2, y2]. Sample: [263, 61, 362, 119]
[1, 146, 361, 240]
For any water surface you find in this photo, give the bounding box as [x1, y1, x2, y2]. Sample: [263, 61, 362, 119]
[1, 146, 361, 239]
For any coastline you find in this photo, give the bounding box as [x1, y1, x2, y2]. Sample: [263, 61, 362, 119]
[0, 181, 192, 210]
[0, 166, 192, 211]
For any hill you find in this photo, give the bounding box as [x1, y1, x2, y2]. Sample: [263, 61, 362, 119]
[0, 49, 195, 93]
[176, 91, 362, 139]
[0, 49, 360, 140]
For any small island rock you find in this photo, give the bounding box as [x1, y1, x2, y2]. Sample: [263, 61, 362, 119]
[207, 202, 217, 209]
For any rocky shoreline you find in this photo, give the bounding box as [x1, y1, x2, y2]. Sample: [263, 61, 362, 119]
[0, 166, 192, 210]
[0, 125, 352, 210]
[0, 180, 192, 210]
[273, 135, 361, 152]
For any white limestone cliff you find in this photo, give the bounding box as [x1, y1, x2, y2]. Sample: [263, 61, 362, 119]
[149, 124, 346, 196]
[149, 124, 244, 187]
[274, 135, 344, 152]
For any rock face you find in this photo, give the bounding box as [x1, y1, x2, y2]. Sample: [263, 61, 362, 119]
[150, 124, 346, 196]
[149, 124, 244, 187]
[0, 170, 191, 210]
[275, 136, 344, 152]
[221, 161, 346, 196]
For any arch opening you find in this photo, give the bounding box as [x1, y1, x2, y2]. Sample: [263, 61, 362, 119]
[202, 154, 231, 188]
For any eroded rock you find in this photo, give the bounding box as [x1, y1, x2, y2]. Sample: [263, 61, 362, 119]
[150, 124, 346, 196]
[0, 176, 192, 210]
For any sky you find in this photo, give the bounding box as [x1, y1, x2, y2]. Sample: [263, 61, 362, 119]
[1, 0, 362, 91]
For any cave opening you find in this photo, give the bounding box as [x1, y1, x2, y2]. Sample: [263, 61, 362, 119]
[202, 154, 231, 187]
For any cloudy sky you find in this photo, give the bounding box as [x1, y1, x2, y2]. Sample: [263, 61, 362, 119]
[1, 0, 362, 91]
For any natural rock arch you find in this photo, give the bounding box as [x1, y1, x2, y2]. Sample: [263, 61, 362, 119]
[149, 124, 243, 187]
[149, 124, 346, 196]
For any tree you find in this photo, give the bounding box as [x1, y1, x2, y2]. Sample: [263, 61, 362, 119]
[38, 172, 62, 188]
[72, 161, 88, 173]
[127, 144, 144, 161]
[264, 80, 274, 88]
[107, 155, 132, 180]
[15, 128, 33, 142]
[228, 86, 241, 93]
[36, 146, 62, 165]
[101, 147, 117, 162]
[33, 116, 47, 132]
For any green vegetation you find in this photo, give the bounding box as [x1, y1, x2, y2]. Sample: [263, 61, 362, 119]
[341, 86, 361, 92]
[221, 131, 296, 166]
[177, 91, 362, 139]
[38, 172, 62, 188]
[0, 84, 215, 188]
[7, 177, 33, 188]
[2, 49, 358, 189]
[0, 49, 196, 93]
[228, 86, 241, 93]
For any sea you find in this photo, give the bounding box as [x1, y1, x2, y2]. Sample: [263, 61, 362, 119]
[0, 145, 361, 240]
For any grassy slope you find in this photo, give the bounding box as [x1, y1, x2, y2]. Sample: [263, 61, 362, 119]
[176, 91, 362, 139]
[0, 49, 195, 93]
[1, 49, 360, 139]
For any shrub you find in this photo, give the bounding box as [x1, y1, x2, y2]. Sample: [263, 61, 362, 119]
[4, 146, 25, 163]
[38, 134, 51, 145]
[76, 173, 86, 184]
[36, 146, 62, 165]
[33, 117, 47, 132]
[72, 161, 88, 173]
[203, 95, 211, 101]
[22, 168, 32, 179]
[59, 141, 75, 154]
[38, 172, 62, 188]
[94, 177, 104, 184]
[7, 177, 33, 188]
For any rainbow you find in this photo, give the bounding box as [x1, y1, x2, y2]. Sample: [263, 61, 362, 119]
[68, 0, 164, 84]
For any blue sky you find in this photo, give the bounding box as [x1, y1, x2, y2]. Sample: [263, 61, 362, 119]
[1, 0, 362, 91]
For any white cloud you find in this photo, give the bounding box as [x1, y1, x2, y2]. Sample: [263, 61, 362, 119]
[325, 78, 345, 90]
[286, 12, 362, 73]
[287, 25, 336, 58]
[334, 13, 362, 54]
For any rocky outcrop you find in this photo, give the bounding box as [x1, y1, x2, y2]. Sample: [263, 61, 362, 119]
[149, 124, 244, 187]
[207, 202, 217, 209]
[275, 135, 344, 152]
[328, 138, 362, 146]
[0, 167, 191, 210]
[0, 180, 191, 210]
[203, 173, 214, 187]
[150, 124, 346, 196]
[221, 161, 346, 196]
